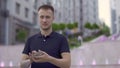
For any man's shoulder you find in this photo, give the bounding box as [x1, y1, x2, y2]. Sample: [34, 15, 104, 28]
[27, 33, 39, 40]
[53, 31, 66, 39]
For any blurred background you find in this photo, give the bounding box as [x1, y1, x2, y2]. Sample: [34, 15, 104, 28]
[0, 0, 120, 68]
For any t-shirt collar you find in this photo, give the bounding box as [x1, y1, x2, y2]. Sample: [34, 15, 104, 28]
[37, 31, 54, 38]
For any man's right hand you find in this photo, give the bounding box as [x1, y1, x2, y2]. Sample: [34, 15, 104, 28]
[20, 54, 31, 68]
[20, 59, 31, 68]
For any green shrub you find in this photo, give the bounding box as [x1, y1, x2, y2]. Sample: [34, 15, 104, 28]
[59, 23, 66, 30]
[16, 29, 27, 42]
[67, 23, 75, 29]
[52, 23, 60, 31]
[84, 22, 92, 29]
[92, 23, 99, 29]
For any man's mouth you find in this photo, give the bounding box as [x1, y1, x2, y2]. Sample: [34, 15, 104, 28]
[43, 24, 48, 26]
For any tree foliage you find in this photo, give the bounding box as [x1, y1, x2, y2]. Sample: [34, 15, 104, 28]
[59, 23, 66, 30]
[92, 23, 99, 29]
[52, 22, 78, 31]
[52, 23, 59, 31]
[73, 22, 78, 28]
[100, 24, 110, 36]
[16, 29, 27, 42]
[67, 23, 74, 29]
[84, 22, 92, 29]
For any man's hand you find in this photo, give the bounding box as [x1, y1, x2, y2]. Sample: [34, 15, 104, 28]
[29, 50, 71, 68]
[20, 54, 31, 68]
[29, 50, 52, 63]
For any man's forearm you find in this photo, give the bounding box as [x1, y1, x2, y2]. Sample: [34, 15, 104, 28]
[20, 59, 31, 68]
[48, 56, 70, 68]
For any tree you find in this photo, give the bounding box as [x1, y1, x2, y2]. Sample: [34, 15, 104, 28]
[67, 23, 74, 29]
[73, 22, 78, 28]
[16, 29, 27, 42]
[52, 23, 60, 31]
[101, 24, 110, 36]
[59, 23, 66, 30]
[84, 22, 92, 29]
[92, 23, 99, 29]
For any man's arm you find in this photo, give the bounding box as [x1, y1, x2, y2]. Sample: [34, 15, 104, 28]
[20, 54, 31, 68]
[30, 50, 71, 68]
[26, 50, 71, 68]
[48, 52, 71, 68]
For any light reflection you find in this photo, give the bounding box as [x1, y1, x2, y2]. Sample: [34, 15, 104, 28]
[92, 59, 96, 65]
[0, 61, 5, 67]
[9, 61, 13, 67]
[80, 60, 83, 66]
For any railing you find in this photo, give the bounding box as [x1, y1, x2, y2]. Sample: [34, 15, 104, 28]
[1, 64, 120, 68]
[0, 66, 20, 68]
[71, 64, 120, 68]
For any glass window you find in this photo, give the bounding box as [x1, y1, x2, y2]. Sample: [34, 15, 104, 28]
[16, 3, 20, 14]
[33, 12, 37, 24]
[25, 0, 29, 1]
[25, 8, 29, 18]
[33, 0, 37, 9]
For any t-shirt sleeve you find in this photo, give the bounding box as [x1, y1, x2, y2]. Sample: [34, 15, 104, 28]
[60, 36, 70, 53]
[22, 38, 31, 55]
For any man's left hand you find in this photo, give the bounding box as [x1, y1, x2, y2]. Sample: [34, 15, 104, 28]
[30, 50, 52, 63]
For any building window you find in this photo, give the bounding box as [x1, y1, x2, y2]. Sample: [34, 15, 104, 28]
[25, 0, 29, 1]
[25, 8, 29, 18]
[46, 0, 51, 5]
[33, 0, 37, 9]
[0, 0, 1, 8]
[119, 16, 120, 23]
[0, 0, 7, 10]
[33, 12, 37, 24]
[16, 3, 20, 14]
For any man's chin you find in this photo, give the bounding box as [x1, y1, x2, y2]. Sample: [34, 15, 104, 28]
[42, 28, 50, 30]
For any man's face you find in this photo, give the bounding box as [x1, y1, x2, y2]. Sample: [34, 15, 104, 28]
[38, 9, 54, 30]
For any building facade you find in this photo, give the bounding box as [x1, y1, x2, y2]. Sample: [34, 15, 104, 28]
[0, 0, 100, 45]
[79, 0, 99, 36]
[110, 0, 117, 34]
[98, 0, 118, 34]
[0, 0, 41, 45]
[114, 0, 120, 34]
[0, 0, 9, 45]
[51, 0, 99, 36]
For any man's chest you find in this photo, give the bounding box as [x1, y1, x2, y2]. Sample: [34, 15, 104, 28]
[29, 38, 61, 56]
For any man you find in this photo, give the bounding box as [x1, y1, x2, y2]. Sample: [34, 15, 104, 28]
[78, 35, 82, 45]
[20, 5, 71, 68]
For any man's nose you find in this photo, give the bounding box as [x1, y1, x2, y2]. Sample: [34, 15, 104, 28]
[42, 18, 47, 22]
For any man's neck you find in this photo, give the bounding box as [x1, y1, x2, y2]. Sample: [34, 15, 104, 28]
[40, 28, 52, 37]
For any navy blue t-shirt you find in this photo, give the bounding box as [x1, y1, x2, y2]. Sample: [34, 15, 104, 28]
[22, 31, 70, 68]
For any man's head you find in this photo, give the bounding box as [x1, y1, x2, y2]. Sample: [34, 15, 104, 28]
[38, 5, 54, 31]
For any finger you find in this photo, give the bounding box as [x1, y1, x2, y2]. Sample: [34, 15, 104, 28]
[38, 50, 43, 53]
[32, 50, 37, 54]
[29, 53, 31, 59]
[38, 50, 44, 56]
[38, 49, 41, 52]
[29, 53, 34, 62]
[32, 51, 39, 57]
[29, 52, 31, 56]
[38, 50, 46, 53]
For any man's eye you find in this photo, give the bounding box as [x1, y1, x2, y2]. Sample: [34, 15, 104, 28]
[40, 16, 44, 19]
[46, 16, 50, 19]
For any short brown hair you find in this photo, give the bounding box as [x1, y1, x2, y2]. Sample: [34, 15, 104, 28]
[38, 4, 54, 13]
